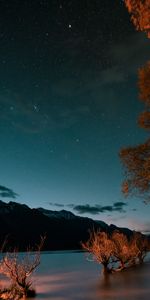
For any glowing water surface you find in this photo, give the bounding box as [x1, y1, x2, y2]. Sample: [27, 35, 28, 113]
[33, 251, 150, 300]
[1, 251, 150, 300]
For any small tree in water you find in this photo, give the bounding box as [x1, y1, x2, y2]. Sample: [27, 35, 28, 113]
[0, 236, 45, 299]
[112, 231, 138, 270]
[82, 230, 150, 275]
[82, 231, 115, 275]
[132, 232, 150, 264]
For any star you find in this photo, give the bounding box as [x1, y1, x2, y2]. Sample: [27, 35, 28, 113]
[33, 105, 39, 112]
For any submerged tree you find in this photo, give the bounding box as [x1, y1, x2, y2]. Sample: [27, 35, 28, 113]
[82, 230, 149, 276]
[112, 231, 138, 270]
[82, 231, 115, 275]
[0, 236, 45, 299]
[132, 231, 150, 263]
[124, 0, 150, 38]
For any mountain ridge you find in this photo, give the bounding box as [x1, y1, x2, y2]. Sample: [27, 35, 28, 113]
[0, 200, 133, 251]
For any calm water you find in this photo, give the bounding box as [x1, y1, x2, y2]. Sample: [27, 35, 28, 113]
[1, 251, 150, 300]
[30, 251, 150, 300]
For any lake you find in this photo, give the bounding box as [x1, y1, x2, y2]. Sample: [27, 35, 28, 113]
[1, 251, 150, 300]
[29, 251, 150, 300]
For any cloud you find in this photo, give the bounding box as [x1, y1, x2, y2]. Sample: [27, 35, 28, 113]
[107, 33, 150, 83]
[0, 89, 92, 134]
[66, 204, 75, 208]
[113, 201, 127, 208]
[0, 185, 18, 199]
[48, 202, 64, 207]
[113, 33, 150, 68]
[73, 202, 127, 215]
[99, 67, 126, 85]
[49, 33, 150, 106]
[87, 33, 150, 87]
[2, 32, 150, 135]
[73, 204, 102, 215]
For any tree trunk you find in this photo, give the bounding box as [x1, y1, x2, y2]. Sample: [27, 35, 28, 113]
[102, 263, 110, 275]
[115, 260, 125, 271]
[138, 256, 144, 264]
[120, 261, 125, 270]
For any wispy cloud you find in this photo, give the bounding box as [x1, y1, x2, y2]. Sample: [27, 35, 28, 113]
[48, 202, 64, 208]
[0, 185, 18, 199]
[1, 32, 150, 135]
[113, 202, 127, 208]
[73, 202, 127, 215]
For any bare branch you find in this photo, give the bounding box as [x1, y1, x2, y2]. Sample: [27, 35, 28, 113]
[0, 235, 45, 299]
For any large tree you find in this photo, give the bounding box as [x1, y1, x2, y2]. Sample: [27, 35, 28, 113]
[120, 2, 150, 201]
[120, 60, 150, 202]
[124, 0, 150, 38]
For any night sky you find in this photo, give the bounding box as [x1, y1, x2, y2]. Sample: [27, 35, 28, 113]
[0, 0, 150, 232]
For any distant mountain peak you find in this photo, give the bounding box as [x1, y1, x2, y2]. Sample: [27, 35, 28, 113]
[0, 200, 30, 214]
[0, 200, 134, 251]
[37, 207, 77, 220]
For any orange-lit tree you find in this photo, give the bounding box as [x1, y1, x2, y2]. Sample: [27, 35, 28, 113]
[82, 231, 115, 275]
[132, 231, 150, 263]
[0, 236, 45, 299]
[112, 231, 138, 270]
[138, 61, 150, 128]
[120, 139, 150, 201]
[124, 0, 150, 38]
[120, 61, 150, 202]
[82, 230, 149, 275]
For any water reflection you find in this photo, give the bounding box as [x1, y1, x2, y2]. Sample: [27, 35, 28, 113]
[30, 253, 150, 300]
[96, 263, 150, 300]
[1, 252, 150, 299]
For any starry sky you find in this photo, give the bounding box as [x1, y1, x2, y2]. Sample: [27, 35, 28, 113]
[0, 0, 150, 233]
